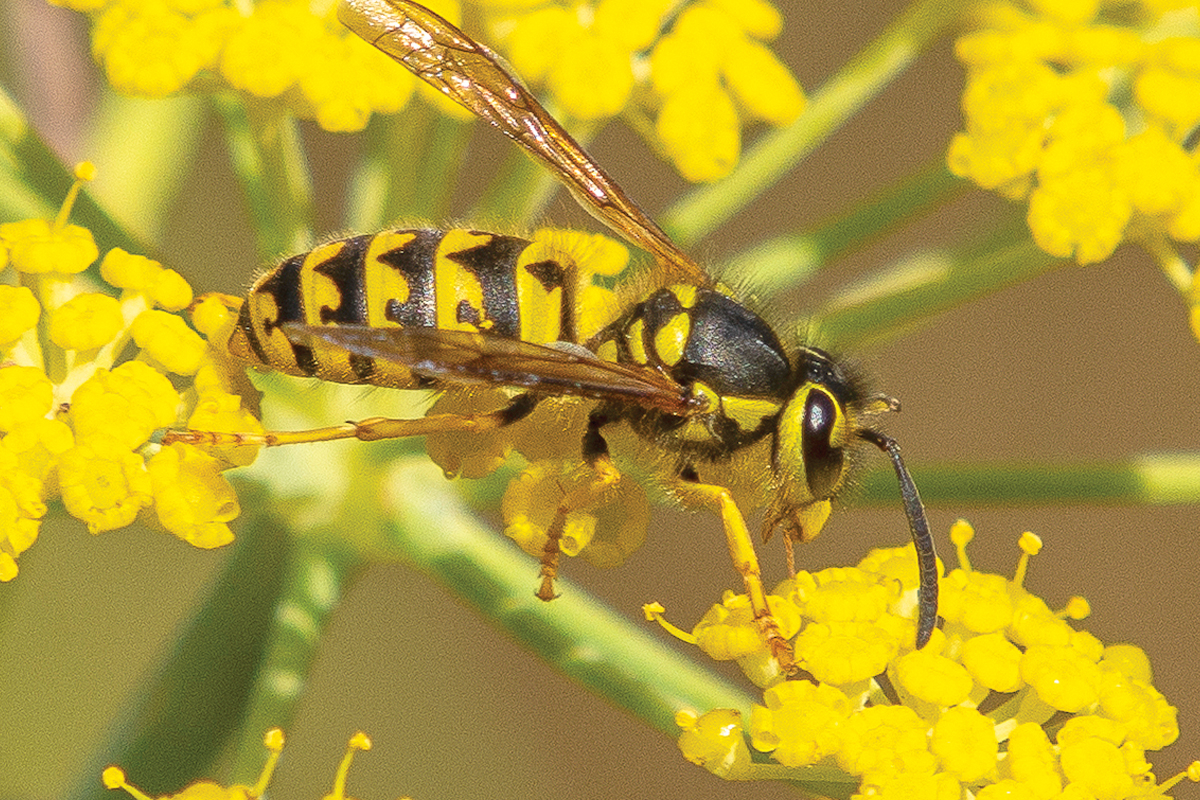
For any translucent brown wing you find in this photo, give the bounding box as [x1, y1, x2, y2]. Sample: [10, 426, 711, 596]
[281, 322, 698, 415]
[338, 0, 710, 287]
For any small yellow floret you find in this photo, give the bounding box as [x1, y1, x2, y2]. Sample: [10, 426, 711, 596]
[0, 286, 41, 346]
[676, 708, 752, 779]
[656, 80, 740, 182]
[749, 680, 848, 767]
[220, 0, 324, 98]
[939, 568, 1014, 633]
[151, 269, 194, 311]
[960, 631, 1024, 692]
[1098, 669, 1179, 750]
[793, 620, 899, 686]
[0, 219, 98, 274]
[931, 706, 998, 783]
[58, 440, 154, 534]
[836, 704, 935, 783]
[146, 443, 237, 548]
[0, 366, 54, 432]
[92, 3, 231, 97]
[691, 590, 801, 661]
[131, 309, 207, 375]
[69, 361, 181, 450]
[722, 38, 804, 126]
[803, 566, 893, 625]
[547, 31, 633, 120]
[1021, 644, 1101, 712]
[1058, 736, 1135, 800]
[895, 648, 973, 706]
[1111, 125, 1197, 216]
[49, 292, 124, 351]
[1005, 722, 1063, 798]
[99, 248, 163, 292]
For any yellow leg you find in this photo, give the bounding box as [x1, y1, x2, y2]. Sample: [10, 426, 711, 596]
[159, 396, 537, 448]
[534, 454, 622, 601]
[673, 478, 796, 674]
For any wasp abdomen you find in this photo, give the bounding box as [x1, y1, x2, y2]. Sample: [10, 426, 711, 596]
[228, 228, 579, 389]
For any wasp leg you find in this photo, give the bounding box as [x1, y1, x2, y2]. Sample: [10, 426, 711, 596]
[160, 394, 538, 447]
[673, 468, 797, 674]
[534, 410, 621, 601]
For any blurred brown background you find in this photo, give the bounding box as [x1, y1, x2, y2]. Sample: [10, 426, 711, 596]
[1, 0, 1197, 798]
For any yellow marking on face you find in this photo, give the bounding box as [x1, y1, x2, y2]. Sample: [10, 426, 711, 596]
[516, 241, 563, 344]
[721, 396, 781, 434]
[627, 317, 648, 364]
[668, 284, 699, 309]
[436, 229, 489, 332]
[301, 241, 347, 326]
[653, 312, 690, 368]
[365, 230, 416, 327]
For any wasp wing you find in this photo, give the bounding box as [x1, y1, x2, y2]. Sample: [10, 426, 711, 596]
[281, 322, 697, 416]
[338, 0, 710, 287]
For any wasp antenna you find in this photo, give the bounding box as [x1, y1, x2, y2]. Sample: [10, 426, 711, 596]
[858, 429, 938, 648]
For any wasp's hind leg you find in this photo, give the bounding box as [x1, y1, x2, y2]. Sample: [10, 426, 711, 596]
[672, 466, 797, 674]
[160, 393, 540, 448]
[533, 409, 623, 602]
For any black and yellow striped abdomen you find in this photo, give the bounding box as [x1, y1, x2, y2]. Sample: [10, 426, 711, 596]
[229, 228, 581, 388]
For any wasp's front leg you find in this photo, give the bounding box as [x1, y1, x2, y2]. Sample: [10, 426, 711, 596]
[673, 467, 797, 675]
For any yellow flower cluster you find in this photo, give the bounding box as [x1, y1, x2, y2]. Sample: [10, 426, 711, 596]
[481, 0, 805, 181]
[948, 1, 1200, 268]
[103, 729, 389, 800]
[663, 521, 1189, 798]
[0, 164, 259, 580]
[55, 0, 464, 132]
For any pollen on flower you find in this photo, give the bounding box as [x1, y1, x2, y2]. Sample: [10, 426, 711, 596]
[671, 522, 1186, 797]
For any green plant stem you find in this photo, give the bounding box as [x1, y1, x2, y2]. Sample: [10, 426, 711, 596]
[857, 453, 1200, 506]
[813, 234, 1062, 350]
[213, 93, 314, 259]
[67, 485, 289, 800]
[661, 0, 965, 248]
[720, 162, 966, 291]
[376, 456, 757, 735]
[230, 533, 363, 779]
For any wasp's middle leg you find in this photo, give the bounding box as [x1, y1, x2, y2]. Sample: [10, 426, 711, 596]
[534, 409, 623, 601]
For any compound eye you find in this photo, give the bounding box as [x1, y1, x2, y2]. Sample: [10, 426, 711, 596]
[803, 389, 845, 500]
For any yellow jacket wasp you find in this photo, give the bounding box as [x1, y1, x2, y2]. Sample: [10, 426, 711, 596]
[168, 0, 939, 673]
